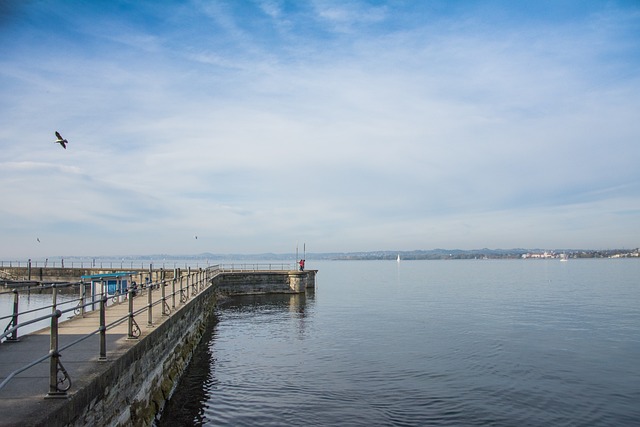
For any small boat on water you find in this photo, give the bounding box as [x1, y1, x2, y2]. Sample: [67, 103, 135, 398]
[560, 254, 568, 262]
[397, 254, 401, 263]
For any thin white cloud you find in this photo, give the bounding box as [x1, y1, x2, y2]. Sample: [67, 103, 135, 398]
[257, 0, 283, 20]
[311, 0, 388, 32]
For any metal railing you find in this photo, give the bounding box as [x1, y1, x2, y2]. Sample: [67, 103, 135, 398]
[0, 259, 218, 270]
[218, 263, 296, 272]
[0, 267, 217, 398]
[1, 283, 79, 340]
[1, 260, 301, 270]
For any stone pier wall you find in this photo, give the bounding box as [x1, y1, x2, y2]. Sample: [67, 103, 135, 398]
[214, 270, 316, 295]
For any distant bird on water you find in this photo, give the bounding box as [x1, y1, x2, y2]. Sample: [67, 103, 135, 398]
[54, 131, 68, 149]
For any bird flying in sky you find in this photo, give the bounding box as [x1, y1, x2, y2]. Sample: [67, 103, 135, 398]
[54, 131, 68, 149]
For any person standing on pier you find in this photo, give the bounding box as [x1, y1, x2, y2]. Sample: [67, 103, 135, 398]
[299, 259, 305, 271]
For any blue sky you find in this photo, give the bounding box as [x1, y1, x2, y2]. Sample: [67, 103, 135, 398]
[1, 0, 639, 258]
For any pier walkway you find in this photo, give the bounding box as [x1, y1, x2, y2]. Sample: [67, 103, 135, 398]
[0, 267, 214, 427]
[0, 296, 167, 425]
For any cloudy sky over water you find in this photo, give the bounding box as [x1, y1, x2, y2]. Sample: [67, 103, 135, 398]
[1, 1, 639, 258]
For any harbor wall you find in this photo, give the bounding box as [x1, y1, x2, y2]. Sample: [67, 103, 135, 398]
[215, 270, 316, 295]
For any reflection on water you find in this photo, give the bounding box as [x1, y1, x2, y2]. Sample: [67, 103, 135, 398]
[158, 260, 640, 426]
[157, 310, 217, 426]
[157, 291, 314, 426]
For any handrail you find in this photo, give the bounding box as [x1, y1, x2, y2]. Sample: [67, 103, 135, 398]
[1, 260, 301, 271]
[0, 292, 81, 320]
[1, 312, 55, 341]
[1, 285, 81, 343]
[0, 281, 79, 296]
[1, 260, 223, 270]
[0, 267, 217, 395]
[218, 263, 296, 272]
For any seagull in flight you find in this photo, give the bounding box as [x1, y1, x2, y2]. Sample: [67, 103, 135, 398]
[54, 131, 68, 149]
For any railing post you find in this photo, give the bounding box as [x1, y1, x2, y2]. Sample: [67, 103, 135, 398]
[172, 269, 177, 309]
[80, 282, 86, 317]
[147, 273, 154, 327]
[52, 284, 58, 316]
[161, 269, 168, 316]
[128, 287, 135, 337]
[46, 309, 70, 398]
[186, 267, 191, 298]
[90, 280, 96, 312]
[179, 272, 183, 302]
[127, 287, 140, 340]
[99, 287, 107, 361]
[5, 289, 20, 342]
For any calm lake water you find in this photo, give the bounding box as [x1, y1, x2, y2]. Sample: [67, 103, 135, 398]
[159, 259, 640, 426]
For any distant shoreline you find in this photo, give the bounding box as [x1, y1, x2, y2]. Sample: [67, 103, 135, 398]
[3, 248, 638, 263]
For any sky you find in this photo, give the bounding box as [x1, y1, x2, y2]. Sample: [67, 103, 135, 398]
[1, 0, 640, 259]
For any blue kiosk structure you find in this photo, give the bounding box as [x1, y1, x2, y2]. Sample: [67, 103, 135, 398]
[81, 272, 137, 308]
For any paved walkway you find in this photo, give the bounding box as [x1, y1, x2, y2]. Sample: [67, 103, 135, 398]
[0, 286, 197, 427]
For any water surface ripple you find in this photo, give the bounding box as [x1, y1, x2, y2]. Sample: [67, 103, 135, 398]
[159, 259, 640, 426]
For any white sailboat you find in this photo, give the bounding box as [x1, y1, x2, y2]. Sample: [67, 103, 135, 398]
[397, 254, 400, 263]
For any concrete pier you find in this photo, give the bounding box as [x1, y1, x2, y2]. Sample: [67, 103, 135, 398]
[214, 270, 317, 295]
